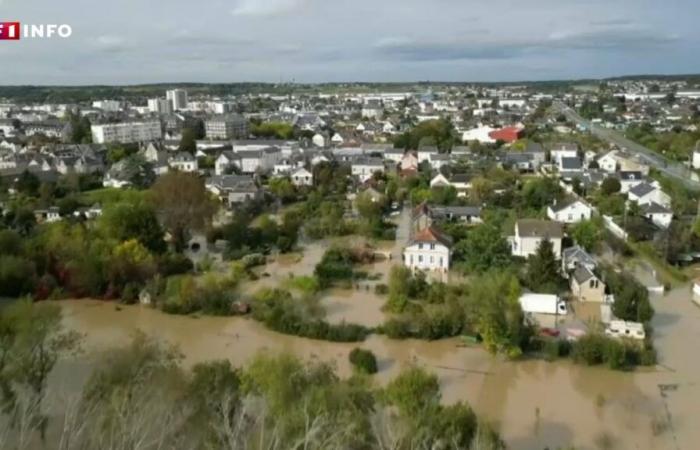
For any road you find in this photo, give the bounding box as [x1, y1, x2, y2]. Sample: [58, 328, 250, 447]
[553, 101, 700, 191]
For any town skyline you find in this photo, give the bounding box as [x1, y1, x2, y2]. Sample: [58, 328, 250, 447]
[2, 0, 700, 84]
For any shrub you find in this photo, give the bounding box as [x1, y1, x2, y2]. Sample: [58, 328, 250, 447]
[120, 282, 140, 304]
[0, 255, 36, 297]
[374, 284, 389, 295]
[314, 247, 356, 288]
[380, 317, 413, 339]
[252, 288, 369, 342]
[240, 253, 266, 269]
[348, 348, 378, 374]
[571, 334, 608, 365]
[157, 253, 194, 276]
[285, 276, 320, 295]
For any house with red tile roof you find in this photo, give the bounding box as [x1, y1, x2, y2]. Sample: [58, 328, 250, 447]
[403, 225, 453, 272]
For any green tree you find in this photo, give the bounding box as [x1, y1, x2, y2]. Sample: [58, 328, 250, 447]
[268, 177, 297, 203]
[521, 177, 561, 211]
[15, 170, 40, 196]
[606, 270, 655, 322]
[455, 223, 511, 273]
[601, 177, 621, 195]
[151, 172, 217, 251]
[570, 219, 603, 252]
[525, 238, 562, 292]
[348, 348, 378, 374]
[179, 127, 197, 154]
[100, 201, 166, 253]
[384, 366, 440, 417]
[0, 299, 81, 439]
[464, 272, 529, 358]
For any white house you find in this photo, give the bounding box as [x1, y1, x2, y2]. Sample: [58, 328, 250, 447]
[642, 202, 673, 229]
[430, 173, 450, 188]
[312, 133, 326, 148]
[618, 171, 645, 193]
[291, 167, 313, 187]
[417, 146, 438, 163]
[384, 148, 405, 163]
[403, 226, 453, 272]
[546, 199, 592, 224]
[510, 219, 564, 259]
[550, 143, 579, 164]
[462, 124, 496, 143]
[331, 133, 344, 145]
[627, 182, 672, 208]
[169, 152, 198, 172]
[399, 152, 419, 171]
[215, 151, 239, 175]
[351, 157, 384, 182]
[597, 151, 619, 173]
[235, 147, 282, 174]
[429, 154, 451, 170]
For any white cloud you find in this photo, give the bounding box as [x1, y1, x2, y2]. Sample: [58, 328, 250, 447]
[230, 0, 308, 17]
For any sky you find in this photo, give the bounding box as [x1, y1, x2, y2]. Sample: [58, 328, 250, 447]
[0, 0, 699, 85]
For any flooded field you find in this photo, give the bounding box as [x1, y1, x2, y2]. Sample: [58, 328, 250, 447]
[53, 283, 700, 450]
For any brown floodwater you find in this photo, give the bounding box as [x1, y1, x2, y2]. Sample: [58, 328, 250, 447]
[48, 209, 700, 449]
[52, 283, 700, 450]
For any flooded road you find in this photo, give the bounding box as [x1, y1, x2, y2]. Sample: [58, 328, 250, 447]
[53, 283, 700, 450]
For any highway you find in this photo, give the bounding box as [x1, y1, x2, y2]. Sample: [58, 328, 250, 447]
[552, 101, 700, 191]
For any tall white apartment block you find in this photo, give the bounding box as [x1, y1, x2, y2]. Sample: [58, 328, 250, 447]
[92, 100, 123, 112]
[148, 98, 173, 115]
[91, 121, 162, 144]
[166, 89, 188, 110]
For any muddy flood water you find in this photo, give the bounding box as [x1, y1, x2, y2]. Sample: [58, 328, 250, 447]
[49, 210, 700, 449]
[50, 283, 700, 450]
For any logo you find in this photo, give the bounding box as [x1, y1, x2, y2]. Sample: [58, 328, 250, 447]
[0, 22, 72, 40]
[0, 22, 20, 40]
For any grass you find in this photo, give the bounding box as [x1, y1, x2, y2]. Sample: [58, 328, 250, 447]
[77, 187, 148, 206]
[629, 241, 688, 287]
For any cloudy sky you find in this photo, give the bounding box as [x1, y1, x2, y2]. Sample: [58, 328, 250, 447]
[1, 0, 698, 85]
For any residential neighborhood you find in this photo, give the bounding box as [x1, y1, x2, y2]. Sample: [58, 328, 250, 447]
[1, 76, 700, 450]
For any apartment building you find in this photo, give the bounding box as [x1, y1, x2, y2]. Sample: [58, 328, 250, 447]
[91, 121, 162, 144]
[205, 115, 248, 139]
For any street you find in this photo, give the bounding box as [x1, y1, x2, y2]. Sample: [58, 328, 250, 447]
[553, 101, 700, 191]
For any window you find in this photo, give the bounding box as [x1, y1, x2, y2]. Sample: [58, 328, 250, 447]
[430, 256, 434, 263]
[418, 244, 423, 250]
[430, 244, 435, 250]
[418, 255, 423, 263]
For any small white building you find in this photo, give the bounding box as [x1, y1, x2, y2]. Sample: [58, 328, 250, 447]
[351, 157, 384, 182]
[510, 219, 563, 259]
[692, 144, 700, 170]
[215, 151, 239, 175]
[627, 182, 672, 208]
[546, 199, 592, 224]
[291, 167, 313, 187]
[642, 202, 673, 229]
[169, 152, 198, 172]
[550, 143, 579, 164]
[404, 226, 453, 272]
[462, 124, 496, 144]
[597, 150, 619, 173]
[605, 320, 645, 340]
[312, 133, 326, 148]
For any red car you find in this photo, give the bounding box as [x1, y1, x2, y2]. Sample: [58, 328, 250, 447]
[540, 327, 561, 338]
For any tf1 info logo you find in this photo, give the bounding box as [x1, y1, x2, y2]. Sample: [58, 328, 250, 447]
[0, 22, 73, 40]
